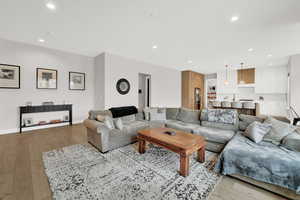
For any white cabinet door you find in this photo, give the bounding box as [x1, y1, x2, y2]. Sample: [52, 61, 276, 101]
[217, 70, 237, 94]
[255, 66, 287, 94]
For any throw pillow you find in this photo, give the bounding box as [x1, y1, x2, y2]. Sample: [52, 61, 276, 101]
[263, 116, 297, 145]
[166, 108, 179, 120]
[96, 115, 105, 122]
[104, 116, 115, 129]
[243, 121, 272, 143]
[176, 108, 200, 124]
[281, 131, 300, 152]
[207, 109, 237, 124]
[149, 108, 166, 121]
[114, 118, 124, 130]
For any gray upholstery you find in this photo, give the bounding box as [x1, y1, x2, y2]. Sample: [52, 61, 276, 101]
[282, 131, 300, 152]
[85, 110, 150, 152]
[176, 108, 200, 124]
[89, 110, 112, 120]
[243, 121, 272, 143]
[123, 121, 149, 135]
[165, 120, 201, 133]
[166, 108, 179, 120]
[193, 126, 235, 144]
[201, 121, 238, 131]
[214, 132, 300, 194]
[207, 109, 238, 124]
[238, 114, 265, 131]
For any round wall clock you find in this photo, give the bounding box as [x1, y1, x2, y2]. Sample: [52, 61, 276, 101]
[116, 78, 130, 95]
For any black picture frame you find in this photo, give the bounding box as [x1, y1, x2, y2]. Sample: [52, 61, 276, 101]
[69, 71, 86, 90]
[116, 78, 130, 95]
[36, 68, 58, 89]
[0, 64, 20, 89]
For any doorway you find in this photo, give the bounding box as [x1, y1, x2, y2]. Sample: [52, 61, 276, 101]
[138, 73, 151, 109]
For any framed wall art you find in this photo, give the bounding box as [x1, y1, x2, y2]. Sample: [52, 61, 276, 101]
[0, 64, 20, 89]
[69, 72, 85, 90]
[36, 68, 57, 89]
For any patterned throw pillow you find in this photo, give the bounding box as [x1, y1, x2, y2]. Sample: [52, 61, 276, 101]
[263, 117, 296, 145]
[104, 116, 115, 129]
[243, 121, 272, 143]
[207, 109, 237, 124]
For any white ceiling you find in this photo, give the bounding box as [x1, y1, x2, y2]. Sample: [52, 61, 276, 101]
[0, 0, 300, 73]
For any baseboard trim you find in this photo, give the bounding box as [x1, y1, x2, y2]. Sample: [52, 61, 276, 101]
[0, 120, 83, 135]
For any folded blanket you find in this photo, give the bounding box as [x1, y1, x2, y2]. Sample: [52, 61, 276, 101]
[214, 132, 300, 194]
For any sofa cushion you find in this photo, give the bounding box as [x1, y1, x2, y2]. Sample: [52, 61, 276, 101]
[243, 121, 272, 143]
[201, 121, 238, 131]
[193, 126, 235, 144]
[121, 114, 136, 123]
[282, 131, 300, 152]
[123, 121, 149, 135]
[176, 108, 200, 124]
[166, 108, 179, 120]
[149, 108, 166, 121]
[263, 117, 297, 145]
[165, 120, 201, 133]
[239, 114, 264, 131]
[207, 109, 237, 124]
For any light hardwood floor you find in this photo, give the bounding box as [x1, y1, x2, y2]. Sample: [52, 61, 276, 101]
[0, 124, 286, 200]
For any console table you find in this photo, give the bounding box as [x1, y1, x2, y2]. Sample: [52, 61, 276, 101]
[19, 104, 72, 133]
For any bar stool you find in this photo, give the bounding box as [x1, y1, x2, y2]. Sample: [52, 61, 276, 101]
[212, 101, 221, 108]
[221, 101, 231, 108]
[231, 102, 243, 109]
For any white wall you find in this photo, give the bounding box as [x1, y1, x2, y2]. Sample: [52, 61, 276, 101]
[289, 54, 300, 116]
[0, 39, 95, 134]
[103, 53, 181, 108]
[94, 53, 105, 109]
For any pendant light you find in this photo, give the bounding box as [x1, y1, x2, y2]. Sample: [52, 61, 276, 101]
[224, 65, 229, 85]
[240, 62, 245, 84]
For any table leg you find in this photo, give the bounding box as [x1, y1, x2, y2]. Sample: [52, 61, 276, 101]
[180, 154, 189, 177]
[138, 139, 146, 154]
[197, 146, 205, 163]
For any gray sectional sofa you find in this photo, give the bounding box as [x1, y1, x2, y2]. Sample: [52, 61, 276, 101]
[84, 107, 238, 153]
[83, 107, 300, 200]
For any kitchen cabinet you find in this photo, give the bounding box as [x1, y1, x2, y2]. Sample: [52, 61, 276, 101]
[217, 69, 237, 94]
[237, 68, 255, 84]
[255, 66, 288, 94]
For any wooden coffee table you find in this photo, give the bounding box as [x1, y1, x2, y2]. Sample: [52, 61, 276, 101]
[137, 127, 206, 177]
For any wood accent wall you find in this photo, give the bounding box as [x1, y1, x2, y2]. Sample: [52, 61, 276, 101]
[181, 70, 205, 110]
[237, 68, 255, 84]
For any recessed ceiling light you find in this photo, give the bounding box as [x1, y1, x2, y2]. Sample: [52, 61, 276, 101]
[38, 38, 45, 43]
[46, 1, 56, 11]
[248, 48, 254, 52]
[152, 45, 157, 49]
[187, 60, 193, 64]
[267, 54, 272, 57]
[231, 16, 239, 22]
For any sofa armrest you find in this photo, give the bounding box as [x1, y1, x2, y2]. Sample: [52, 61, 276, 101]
[83, 119, 106, 132]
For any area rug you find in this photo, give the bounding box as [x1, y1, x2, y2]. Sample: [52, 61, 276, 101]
[42, 143, 222, 200]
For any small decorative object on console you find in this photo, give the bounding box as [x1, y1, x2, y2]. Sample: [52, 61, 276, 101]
[23, 118, 33, 126]
[38, 121, 47, 125]
[50, 119, 62, 124]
